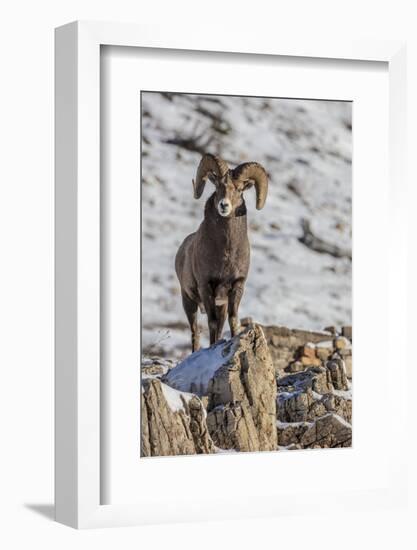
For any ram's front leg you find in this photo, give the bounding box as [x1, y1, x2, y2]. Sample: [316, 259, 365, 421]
[228, 279, 245, 337]
[200, 286, 217, 346]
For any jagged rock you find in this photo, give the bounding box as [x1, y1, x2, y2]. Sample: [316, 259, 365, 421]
[188, 397, 215, 454]
[298, 343, 322, 367]
[200, 395, 209, 409]
[321, 393, 352, 423]
[278, 366, 334, 396]
[334, 336, 350, 350]
[141, 378, 214, 457]
[142, 321, 353, 456]
[278, 390, 312, 422]
[277, 351, 352, 430]
[207, 402, 260, 452]
[326, 357, 349, 390]
[316, 347, 332, 362]
[142, 357, 175, 379]
[300, 413, 352, 448]
[277, 421, 311, 446]
[338, 348, 352, 378]
[206, 324, 277, 452]
[142, 364, 165, 377]
[344, 355, 352, 379]
[302, 344, 317, 359]
[312, 367, 334, 394]
[342, 326, 352, 340]
[261, 325, 332, 375]
[262, 325, 333, 347]
[278, 413, 352, 448]
[278, 387, 327, 423]
[141, 391, 151, 457]
[285, 360, 305, 373]
[301, 355, 321, 367]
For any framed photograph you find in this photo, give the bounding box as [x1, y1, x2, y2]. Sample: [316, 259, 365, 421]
[55, 21, 407, 528]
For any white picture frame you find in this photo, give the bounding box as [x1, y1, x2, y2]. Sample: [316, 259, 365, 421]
[55, 20, 407, 529]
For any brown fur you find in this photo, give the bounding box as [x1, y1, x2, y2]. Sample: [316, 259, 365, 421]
[175, 191, 250, 351]
[175, 155, 268, 352]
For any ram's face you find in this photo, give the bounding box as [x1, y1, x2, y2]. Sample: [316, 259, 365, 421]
[215, 174, 243, 217]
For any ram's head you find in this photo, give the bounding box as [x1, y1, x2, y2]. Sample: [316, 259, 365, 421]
[192, 153, 268, 217]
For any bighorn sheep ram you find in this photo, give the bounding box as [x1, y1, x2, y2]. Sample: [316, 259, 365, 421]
[175, 153, 268, 352]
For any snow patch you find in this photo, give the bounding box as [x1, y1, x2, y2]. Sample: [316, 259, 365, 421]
[316, 340, 335, 349]
[160, 381, 194, 413]
[329, 413, 352, 429]
[276, 420, 313, 429]
[333, 386, 352, 400]
[164, 339, 236, 395]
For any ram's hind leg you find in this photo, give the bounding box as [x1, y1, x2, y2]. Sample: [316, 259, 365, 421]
[182, 292, 200, 352]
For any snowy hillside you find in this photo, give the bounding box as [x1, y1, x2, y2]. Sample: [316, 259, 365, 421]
[141, 92, 352, 358]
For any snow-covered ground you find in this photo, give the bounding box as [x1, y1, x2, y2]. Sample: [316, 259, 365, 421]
[164, 339, 236, 396]
[141, 92, 352, 359]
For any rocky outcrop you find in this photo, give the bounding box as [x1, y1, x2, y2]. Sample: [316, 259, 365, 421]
[327, 357, 349, 390]
[277, 413, 352, 449]
[278, 386, 352, 425]
[206, 325, 277, 452]
[275, 330, 352, 449]
[301, 413, 352, 448]
[256, 323, 333, 375]
[321, 393, 352, 423]
[141, 378, 214, 457]
[141, 322, 352, 456]
[207, 402, 260, 452]
[276, 333, 352, 450]
[278, 387, 327, 423]
[253, 321, 352, 379]
[141, 390, 151, 457]
[277, 421, 312, 447]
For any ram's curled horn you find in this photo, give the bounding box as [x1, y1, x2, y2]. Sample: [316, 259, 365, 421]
[192, 154, 229, 199]
[233, 162, 269, 210]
